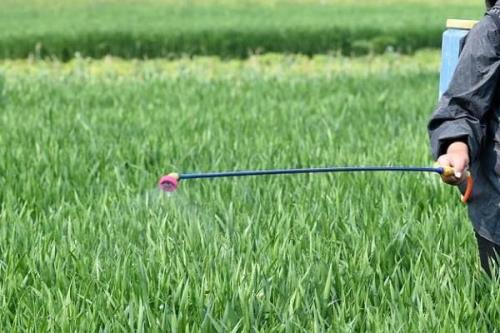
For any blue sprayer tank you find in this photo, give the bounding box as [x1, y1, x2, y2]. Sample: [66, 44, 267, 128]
[439, 19, 478, 98]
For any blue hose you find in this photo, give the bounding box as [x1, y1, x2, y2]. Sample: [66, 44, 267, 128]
[160, 166, 472, 203]
[179, 166, 445, 180]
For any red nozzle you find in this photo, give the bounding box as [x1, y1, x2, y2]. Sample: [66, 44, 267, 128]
[158, 173, 180, 192]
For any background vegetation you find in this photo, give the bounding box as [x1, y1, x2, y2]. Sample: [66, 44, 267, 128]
[0, 0, 483, 60]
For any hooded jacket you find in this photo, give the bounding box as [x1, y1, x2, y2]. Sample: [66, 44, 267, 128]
[428, 3, 500, 244]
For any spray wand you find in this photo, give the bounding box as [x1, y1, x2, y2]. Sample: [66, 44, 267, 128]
[158, 165, 473, 204]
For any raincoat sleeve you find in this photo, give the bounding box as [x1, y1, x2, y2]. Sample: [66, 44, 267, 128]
[428, 14, 500, 161]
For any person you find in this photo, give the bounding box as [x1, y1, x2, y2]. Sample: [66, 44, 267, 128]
[428, 0, 500, 276]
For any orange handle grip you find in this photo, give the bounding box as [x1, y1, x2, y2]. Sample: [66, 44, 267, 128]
[461, 174, 473, 204]
[440, 166, 473, 204]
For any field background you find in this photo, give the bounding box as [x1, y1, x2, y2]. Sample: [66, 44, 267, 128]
[2, 0, 499, 332]
[0, 0, 483, 59]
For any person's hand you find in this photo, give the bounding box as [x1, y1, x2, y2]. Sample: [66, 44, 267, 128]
[436, 141, 470, 185]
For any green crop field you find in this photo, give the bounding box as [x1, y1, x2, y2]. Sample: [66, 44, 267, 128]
[0, 0, 483, 60]
[2, 51, 500, 331]
[2, 0, 500, 331]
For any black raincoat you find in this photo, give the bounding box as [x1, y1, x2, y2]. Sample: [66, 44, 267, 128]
[428, 6, 500, 244]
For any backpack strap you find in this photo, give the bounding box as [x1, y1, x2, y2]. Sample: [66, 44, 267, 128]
[487, 11, 500, 30]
